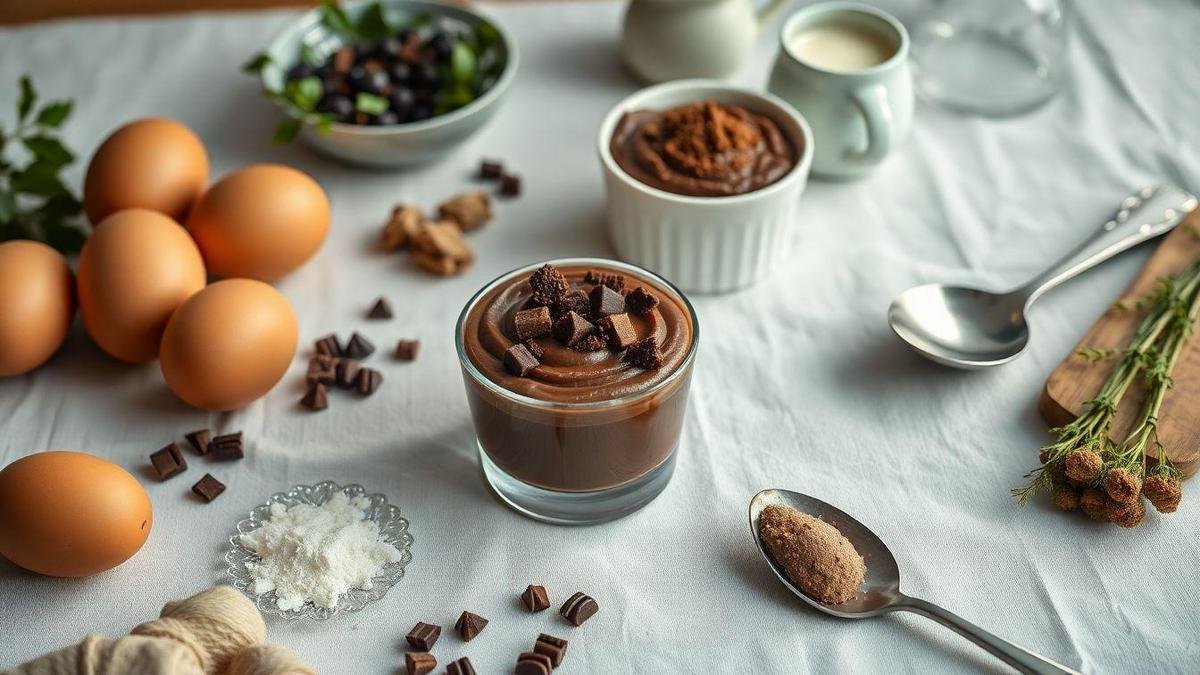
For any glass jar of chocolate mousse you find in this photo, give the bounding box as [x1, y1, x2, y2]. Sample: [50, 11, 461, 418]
[456, 258, 698, 524]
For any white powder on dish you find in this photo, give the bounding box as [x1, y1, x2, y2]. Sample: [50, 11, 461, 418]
[239, 492, 403, 611]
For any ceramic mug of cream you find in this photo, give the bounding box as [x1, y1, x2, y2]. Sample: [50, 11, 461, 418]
[767, 2, 912, 179]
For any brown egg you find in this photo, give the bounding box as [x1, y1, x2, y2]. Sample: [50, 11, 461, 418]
[83, 118, 209, 225]
[0, 451, 152, 577]
[160, 278, 298, 410]
[77, 209, 207, 363]
[0, 241, 75, 376]
[186, 164, 330, 281]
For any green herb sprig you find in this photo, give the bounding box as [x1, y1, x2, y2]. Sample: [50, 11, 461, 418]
[0, 75, 87, 253]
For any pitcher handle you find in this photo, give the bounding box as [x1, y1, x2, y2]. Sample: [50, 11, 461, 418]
[757, 0, 789, 26]
[847, 83, 893, 166]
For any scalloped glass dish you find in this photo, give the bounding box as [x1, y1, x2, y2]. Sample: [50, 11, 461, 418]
[225, 481, 413, 621]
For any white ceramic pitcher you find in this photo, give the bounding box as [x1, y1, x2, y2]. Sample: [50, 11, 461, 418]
[620, 0, 789, 83]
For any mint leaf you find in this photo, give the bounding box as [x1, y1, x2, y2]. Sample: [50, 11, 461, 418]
[451, 40, 476, 85]
[301, 43, 323, 67]
[355, 92, 388, 115]
[23, 136, 74, 167]
[356, 2, 391, 41]
[284, 76, 323, 112]
[242, 52, 273, 74]
[314, 113, 335, 135]
[11, 160, 68, 197]
[272, 117, 303, 144]
[319, 1, 357, 39]
[34, 101, 72, 128]
[17, 75, 36, 122]
[41, 220, 87, 254]
[0, 191, 15, 223]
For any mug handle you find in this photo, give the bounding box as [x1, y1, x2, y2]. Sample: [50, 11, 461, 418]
[847, 84, 893, 166]
[756, 0, 789, 27]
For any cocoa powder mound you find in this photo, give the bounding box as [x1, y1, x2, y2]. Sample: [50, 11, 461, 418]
[758, 504, 865, 605]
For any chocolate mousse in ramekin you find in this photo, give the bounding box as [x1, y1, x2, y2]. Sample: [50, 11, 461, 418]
[599, 79, 814, 294]
[456, 258, 698, 524]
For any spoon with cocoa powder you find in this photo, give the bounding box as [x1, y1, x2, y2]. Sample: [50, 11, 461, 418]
[749, 489, 1079, 674]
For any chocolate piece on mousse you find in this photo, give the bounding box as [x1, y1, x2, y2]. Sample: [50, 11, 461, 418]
[571, 334, 607, 352]
[625, 337, 664, 370]
[437, 191, 493, 231]
[191, 473, 226, 502]
[522, 584, 551, 612]
[522, 339, 545, 359]
[515, 306, 553, 340]
[446, 657, 475, 675]
[367, 297, 393, 319]
[504, 343, 540, 377]
[515, 652, 553, 675]
[598, 313, 638, 350]
[405, 651, 436, 675]
[300, 383, 329, 411]
[479, 159, 503, 180]
[406, 621, 441, 650]
[454, 611, 488, 641]
[344, 332, 375, 360]
[589, 284, 625, 317]
[559, 592, 599, 626]
[551, 289, 590, 321]
[185, 429, 211, 455]
[394, 339, 420, 361]
[534, 634, 568, 667]
[314, 333, 343, 357]
[529, 264, 569, 306]
[335, 359, 361, 389]
[354, 367, 383, 396]
[584, 270, 625, 292]
[625, 287, 659, 315]
[552, 311, 595, 347]
[209, 432, 245, 461]
[150, 443, 187, 480]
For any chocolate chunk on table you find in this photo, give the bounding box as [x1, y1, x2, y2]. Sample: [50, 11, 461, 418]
[355, 367, 383, 396]
[534, 634, 568, 667]
[625, 336, 664, 370]
[307, 355, 337, 386]
[314, 333, 343, 357]
[150, 443, 187, 481]
[394, 339, 420, 361]
[589, 284, 625, 317]
[405, 621, 441, 651]
[335, 359, 361, 390]
[300, 383, 328, 411]
[405, 651, 436, 675]
[515, 306, 553, 340]
[446, 657, 475, 675]
[209, 432, 244, 461]
[367, 297, 393, 319]
[437, 191, 493, 231]
[522, 584, 550, 612]
[479, 159, 503, 179]
[454, 611, 488, 641]
[529, 264, 569, 306]
[504, 343, 540, 377]
[552, 311, 595, 347]
[184, 429, 210, 456]
[560, 592, 599, 626]
[516, 651, 553, 675]
[625, 287, 659, 315]
[409, 221, 474, 277]
[598, 313, 638, 350]
[191, 474, 225, 502]
[380, 204, 423, 252]
[344, 332, 376, 360]
[500, 173, 521, 197]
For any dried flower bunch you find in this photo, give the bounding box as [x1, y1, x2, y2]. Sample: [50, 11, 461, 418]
[1014, 257, 1200, 527]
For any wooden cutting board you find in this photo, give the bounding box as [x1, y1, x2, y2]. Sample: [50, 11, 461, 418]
[1040, 209, 1200, 478]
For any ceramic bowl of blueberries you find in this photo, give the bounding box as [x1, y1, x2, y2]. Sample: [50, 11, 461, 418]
[256, 0, 517, 168]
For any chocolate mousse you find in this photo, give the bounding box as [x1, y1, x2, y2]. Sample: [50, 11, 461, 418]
[610, 100, 797, 197]
[460, 262, 696, 493]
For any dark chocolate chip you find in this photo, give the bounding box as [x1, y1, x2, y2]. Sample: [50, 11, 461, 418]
[515, 652, 552, 675]
[559, 592, 599, 626]
[367, 297, 393, 319]
[523, 339, 545, 360]
[405, 622, 441, 651]
[598, 313, 638, 351]
[300, 383, 328, 411]
[479, 159, 503, 180]
[191, 473, 225, 502]
[514, 306, 553, 340]
[584, 270, 626, 292]
[625, 287, 659, 315]
[529, 264, 569, 306]
[394, 339, 420, 361]
[354, 367, 383, 395]
[335, 359, 361, 389]
[454, 611, 488, 641]
[314, 333, 342, 357]
[625, 336, 664, 370]
[446, 657, 475, 675]
[534, 634, 568, 668]
[552, 311, 595, 347]
[503, 343, 540, 377]
[209, 432, 244, 461]
[344, 332, 376, 360]
[150, 443, 187, 481]
[405, 651, 436, 675]
[184, 429, 210, 456]
[522, 585, 550, 612]
[589, 284, 625, 317]
[571, 334, 606, 352]
[500, 173, 521, 196]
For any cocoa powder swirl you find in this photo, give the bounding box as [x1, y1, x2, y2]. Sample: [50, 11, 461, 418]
[462, 266, 693, 404]
[610, 100, 797, 197]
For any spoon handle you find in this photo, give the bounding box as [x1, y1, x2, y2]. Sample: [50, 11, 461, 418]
[897, 595, 1080, 674]
[1020, 185, 1197, 305]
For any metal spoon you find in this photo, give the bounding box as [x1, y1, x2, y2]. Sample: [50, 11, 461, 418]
[888, 185, 1197, 369]
[748, 489, 1080, 674]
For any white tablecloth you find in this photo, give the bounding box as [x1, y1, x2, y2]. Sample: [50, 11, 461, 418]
[2, 1, 1199, 672]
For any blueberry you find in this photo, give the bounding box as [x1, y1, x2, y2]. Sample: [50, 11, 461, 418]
[411, 103, 434, 122]
[353, 42, 374, 60]
[388, 61, 412, 84]
[389, 86, 415, 112]
[316, 94, 354, 118]
[349, 66, 388, 94]
[412, 62, 441, 89]
[430, 32, 454, 60]
[380, 37, 404, 57]
[373, 111, 400, 126]
[286, 62, 315, 81]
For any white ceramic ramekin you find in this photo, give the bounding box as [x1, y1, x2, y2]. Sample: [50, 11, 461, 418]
[597, 79, 814, 294]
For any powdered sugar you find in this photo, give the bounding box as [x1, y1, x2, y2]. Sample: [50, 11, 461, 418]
[238, 492, 403, 611]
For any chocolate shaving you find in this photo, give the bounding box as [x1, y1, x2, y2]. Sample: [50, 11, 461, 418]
[625, 337, 664, 369]
[552, 311, 595, 347]
[529, 264, 569, 306]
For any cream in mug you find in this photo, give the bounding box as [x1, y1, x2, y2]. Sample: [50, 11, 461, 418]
[788, 21, 896, 71]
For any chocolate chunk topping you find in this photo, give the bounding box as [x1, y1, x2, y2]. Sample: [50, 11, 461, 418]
[625, 287, 660, 315]
[184, 429, 210, 456]
[394, 339, 420, 361]
[479, 159, 503, 180]
[437, 191, 493, 231]
[529, 264, 569, 306]
[559, 592, 599, 626]
[355, 367, 383, 396]
[551, 289, 590, 321]
[521, 584, 550, 612]
[367, 297, 393, 319]
[405, 651, 436, 675]
[344, 332, 375, 360]
[624, 336, 664, 370]
[515, 306, 553, 340]
[588, 284, 625, 317]
[300, 383, 329, 411]
[150, 443, 187, 481]
[504, 343, 540, 377]
[552, 311, 595, 347]
[334, 359, 360, 389]
[534, 634, 568, 667]
[314, 333, 342, 357]
[191, 473, 225, 502]
[515, 652, 552, 675]
[500, 173, 521, 196]
[209, 432, 244, 461]
[454, 611, 488, 641]
[446, 657, 475, 675]
[584, 270, 626, 292]
[598, 313, 638, 350]
[306, 355, 337, 386]
[571, 334, 607, 352]
[523, 339, 545, 359]
[405, 622, 441, 651]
